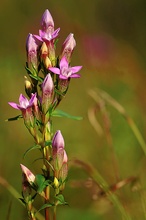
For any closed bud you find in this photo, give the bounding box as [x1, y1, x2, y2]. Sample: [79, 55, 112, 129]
[44, 57, 52, 68]
[41, 9, 54, 33]
[40, 42, 48, 59]
[24, 76, 34, 98]
[26, 34, 39, 72]
[54, 177, 59, 188]
[59, 151, 68, 191]
[41, 74, 54, 114]
[52, 130, 65, 171]
[61, 33, 76, 62]
[20, 164, 35, 185]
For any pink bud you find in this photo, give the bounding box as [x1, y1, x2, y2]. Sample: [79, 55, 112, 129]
[41, 9, 54, 33]
[26, 34, 39, 70]
[52, 130, 65, 151]
[52, 130, 65, 171]
[20, 164, 35, 184]
[41, 74, 54, 114]
[61, 33, 76, 61]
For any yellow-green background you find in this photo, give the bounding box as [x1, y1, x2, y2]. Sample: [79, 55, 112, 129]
[1, 0, 146, 219]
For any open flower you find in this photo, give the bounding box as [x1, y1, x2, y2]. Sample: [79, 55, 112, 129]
[49, 56, 82, 79]
[34, 9, 60, 43]
[8, 94, 36, 129]
[8, 93, 36, 111]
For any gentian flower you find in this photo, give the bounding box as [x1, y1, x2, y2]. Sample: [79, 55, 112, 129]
[61, 33, 76, 61]
[8, 93, 36, 111]
[49, 56, 82, 79]
[34, 9, 60, 44]
[8, 94, 36, 129]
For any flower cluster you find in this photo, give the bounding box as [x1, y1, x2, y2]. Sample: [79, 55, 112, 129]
[8, 9, 82, 219]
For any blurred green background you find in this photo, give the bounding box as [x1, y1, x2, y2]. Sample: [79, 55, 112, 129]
[1, 0, 146, 219]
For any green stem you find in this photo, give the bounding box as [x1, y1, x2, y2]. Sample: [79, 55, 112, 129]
[42, 119, 52, 220]
[53, 206, 56, 220]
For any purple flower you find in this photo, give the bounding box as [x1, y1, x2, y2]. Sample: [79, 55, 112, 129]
[61, 33, 76, 61]
[49, 56, 82, 79]
[34, 9, 60, 43]
[8, 93, 36, 111]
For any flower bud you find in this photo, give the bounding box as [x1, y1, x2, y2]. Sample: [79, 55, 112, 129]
[52, 130, 65, 171]
[59, 151, 68, 191]
[41, 74, 54, 114]
[61, 33, 76, 62]
[20, 164, 35, 185]
[24, 76, 34, 98]
[26, 34, 39, 71]
[41, 9, 54, 33]
[44, 57, 52, 68]
[40, 42, 48, 59]
[54, 177, 59, 188]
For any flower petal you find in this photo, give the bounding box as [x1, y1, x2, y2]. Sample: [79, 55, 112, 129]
[59, 75, 68, 79]
[71, 66, 82, 73]
[8, 102, 20, 110]
[49, 67, 60, 75]
[60, 56, 68, 69]
[33, 34, 43, 42]
[70, 74, 80, 78]
[52, 27, 60, 39]
[19, 94, 29, 107]
[29, 93, 36, 106]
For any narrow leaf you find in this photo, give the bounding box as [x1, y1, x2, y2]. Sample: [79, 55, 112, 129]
[23, 145, 41, 159]
[37, 203, 54, 213]
[29, 74, 43, 82]
[6, 115, 22, 122]
[52, 109, 82, 120]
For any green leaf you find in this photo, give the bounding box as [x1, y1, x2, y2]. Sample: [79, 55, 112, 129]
[6, 115, 22, 121]
[37, 203, 54, 213]
[35, 174, 49, 193]
[29, 74, 43, 82]
[51, 109, 83, 120]
[55, 194, 68, 206]
[45, 140, 52, 147]
[23, 144, 41, 159]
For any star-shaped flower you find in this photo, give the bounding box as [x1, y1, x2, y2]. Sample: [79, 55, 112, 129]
[49, 56, 82, 79]
[8, 93, 36, 110]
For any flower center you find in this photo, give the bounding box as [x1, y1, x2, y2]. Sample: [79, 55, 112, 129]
[61, 66, 72, 77]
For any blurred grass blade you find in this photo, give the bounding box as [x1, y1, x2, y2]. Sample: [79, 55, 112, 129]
[88, 89, 146, 156]
[88, 105, 103, 136]
[0, 176, 45, 220]
[73, 159, 131, 220]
